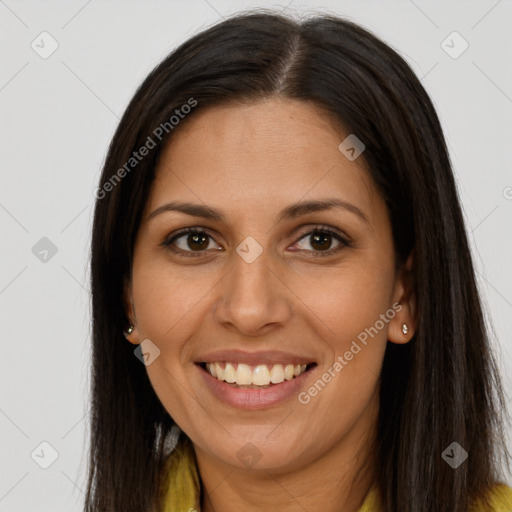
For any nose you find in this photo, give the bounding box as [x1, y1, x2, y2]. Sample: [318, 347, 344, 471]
[213, 248, 293, 336]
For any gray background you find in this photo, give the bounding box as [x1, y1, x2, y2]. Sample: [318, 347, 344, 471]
[1, 1, 511, 510]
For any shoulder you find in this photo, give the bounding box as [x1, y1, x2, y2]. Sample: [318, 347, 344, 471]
[470, 483, 512, 511]
[358, 483, 512, 512]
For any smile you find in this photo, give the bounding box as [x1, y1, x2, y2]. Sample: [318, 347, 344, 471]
[203, 362, 312, 387]
[194, 350, 318, 409]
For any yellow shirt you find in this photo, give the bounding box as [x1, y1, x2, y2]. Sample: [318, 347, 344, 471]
[160, 436, 512, 511]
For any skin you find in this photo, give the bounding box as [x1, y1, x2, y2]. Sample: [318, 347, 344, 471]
[124, 97, 416, 512]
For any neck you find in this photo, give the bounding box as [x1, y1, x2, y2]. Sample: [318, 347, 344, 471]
[194, 399, 379, 512]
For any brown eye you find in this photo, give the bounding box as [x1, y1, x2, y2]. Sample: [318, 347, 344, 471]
[309, 231, 334, 251]
[292, 226, 350, 257]
[163, 228, 221, 257]
[163, 225, 350, 259]
[184, 231, 210, 251]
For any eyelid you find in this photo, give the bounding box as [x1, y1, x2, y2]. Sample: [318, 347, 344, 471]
[161, 227, 221, 258]
[291, 225, 352, 257]
[295, 224, 351, 245]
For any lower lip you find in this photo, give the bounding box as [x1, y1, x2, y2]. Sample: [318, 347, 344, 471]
[197, 364, 315, 410]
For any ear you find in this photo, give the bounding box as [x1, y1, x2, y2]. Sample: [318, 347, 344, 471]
[123, 276, 140, 345]
[388, 249, 417, 345]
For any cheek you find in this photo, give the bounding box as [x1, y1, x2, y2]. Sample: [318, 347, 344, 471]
[291, 259, 394, 403]
[130, 256, 206, 426]
[292, 259, 395, 346]
[131, 255, 210, 342]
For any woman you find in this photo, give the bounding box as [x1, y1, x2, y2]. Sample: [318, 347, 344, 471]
[86, 9, 512, 512]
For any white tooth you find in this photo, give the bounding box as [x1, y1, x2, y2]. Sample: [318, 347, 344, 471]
[208, 363, 217, 378]
[301, 364, 307, 373]
[236, 363, 252, 385]
[293, 364, 301, 376]
[284, 364, 295, 380]
[252, 365, 271, 385]
[269, 364, 285, 384]
[214, 362, 224, 381]
[224, 362, 236, 383]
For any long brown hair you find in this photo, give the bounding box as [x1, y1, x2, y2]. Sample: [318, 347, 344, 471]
[86, 9, 511, 511]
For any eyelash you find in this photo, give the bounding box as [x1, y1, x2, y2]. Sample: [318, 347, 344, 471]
[161, 225, 351, 259]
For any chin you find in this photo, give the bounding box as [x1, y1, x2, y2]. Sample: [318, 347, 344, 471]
[193, 426, 315, 472]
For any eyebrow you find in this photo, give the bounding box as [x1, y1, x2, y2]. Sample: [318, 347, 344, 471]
[147, 198, 369, 225]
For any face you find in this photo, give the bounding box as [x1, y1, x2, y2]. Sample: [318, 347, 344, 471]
[124, 97, 415, 474]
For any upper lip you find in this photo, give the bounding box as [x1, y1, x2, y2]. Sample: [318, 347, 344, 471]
[195, 349, 317, 366]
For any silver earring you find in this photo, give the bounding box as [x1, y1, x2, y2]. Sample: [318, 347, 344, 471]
[124, 324, 134, 337]
[401, 323, 409, 336]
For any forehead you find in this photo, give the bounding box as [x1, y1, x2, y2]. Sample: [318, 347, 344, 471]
[147, 98, 379, 222]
